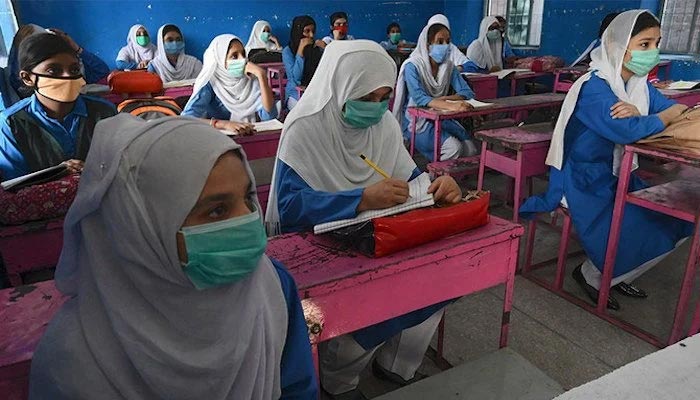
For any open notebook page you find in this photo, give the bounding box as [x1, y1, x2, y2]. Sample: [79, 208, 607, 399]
[314, 173, 435, 234]
[447, 99, 495, 108]
[666, 81, 700, 90]
[162, 78, 197, 88]
[490, 68, 531, 79]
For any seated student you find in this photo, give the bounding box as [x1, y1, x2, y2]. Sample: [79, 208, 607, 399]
[182, 34, 277, 134]
[466, 16, 509, 73]
[266, 40, 461, 400]
[0, 33, 116, 181]
[282, 15, 324, 111]
[245, 20, 282, 53]
[322, 12, 356, 44]
[392, 15, 480, 162]
[423, 15, 478, 73]
[520, 11, 692, 310]
[2, 25, 110, 108]
[379, 22, 414, 51]
[570, 12, 620, 67]
[115, 24, 157, 70]
[28, 114, 318, 399]
[494, 15, 518, 67]
[147, 24, 203, 83]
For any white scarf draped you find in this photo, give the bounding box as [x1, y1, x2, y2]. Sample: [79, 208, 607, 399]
[546, 10, 652, 176]
[392, 14, 456, 133]
[116, 24, 157, 63]
[466, 16, 502, 70]
[149, 24, 203, 83]
[265, 40, 417, 234]
[245, 20, 280, 52]
[192, 34, 262, 122]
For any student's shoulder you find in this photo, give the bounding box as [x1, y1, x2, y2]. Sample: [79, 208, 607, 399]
[80, 95, 118, 113]
[0, 97, 32, 122]
[269, 257, 299, 296]
[579, 73, 615, 99]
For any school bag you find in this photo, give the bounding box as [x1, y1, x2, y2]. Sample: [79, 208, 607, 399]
[638, 106, 700, 155]
[108, 70, 163, 95]
[117, 96, 182, 120]
[249, 49, 283, 64]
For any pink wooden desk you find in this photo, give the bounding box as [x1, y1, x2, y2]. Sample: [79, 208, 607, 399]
[463, 74, 498, 100]
[231, 129, 282, 216]
[264, 63, 286, 103]
[0, 218, 64, 287]
[552, 66, 587, 93]
[504, 71, 551, 97]
[408, 93, 565, 162]
[659, 88, 700, 107]
[597, 145, 700, 347]
[475, 127, 553, 221]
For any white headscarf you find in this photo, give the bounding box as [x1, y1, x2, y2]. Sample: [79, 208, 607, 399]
[265, 40, 417, 234]
[40, 115, 286, 399]
[466, 16, 502, 70]
[149, 24, 203, 83]
[245, 20, 280, 52]
[392, 14, 456, 133]
[191, 34, 262, 122]
[546, 10, 652, 175]
[116, 24, 157, 63]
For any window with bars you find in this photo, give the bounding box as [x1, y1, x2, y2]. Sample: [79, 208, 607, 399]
[660, 0, 700, 55]
[486, 0, 543, 47]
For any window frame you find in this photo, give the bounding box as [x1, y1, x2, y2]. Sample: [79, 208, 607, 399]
[659, 0, 700, 55]
[485, 0, 542, 49]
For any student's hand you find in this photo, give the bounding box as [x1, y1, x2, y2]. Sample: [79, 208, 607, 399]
[332, 29, 343, 40]
[358, 178, 410, 212]
[137, 60, 150, 69]
[49, 28, 80, 52]
[489, 66, 502, 73]
[298, 37, 314, 55]
[428, 176, 462, 205]
[269, 35, 280, 47]
[315, 39, 327, 49]
[63, 159, 84, 173]
[446, 101, 473, 113]
[610, 101, 641, 119]
[657, 104, 689, 126]
[221, 121, 256, 136]
[245, 62, 265, 79]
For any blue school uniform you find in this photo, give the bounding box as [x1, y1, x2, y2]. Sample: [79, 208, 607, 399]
[282, 46, 303, 104]
[180, 82, 277, 121]
[401, 62, 475, 160]
[519, 74, 693, 278]
[272, 258, 319, 399]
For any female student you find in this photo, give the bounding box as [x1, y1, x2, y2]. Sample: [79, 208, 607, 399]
[520, 10, 692, 310]
[466, 16, 508, 73]
[282, 15, 324, 111]
[494, 16, 518, 67]
[182, 34, 277, 134]
[29, 115, 317, 399]
[379, 22, 414, 51]
[245, 20, 282, 53]
[392, 14, 479, 162]
[322, 11, 355, 44]
[148, 24, 203, 83]
[2, 24, 110, 108]
[115, 24, 157, 70]
[0, 33, 116, 181]
[266, 40, 462, 398]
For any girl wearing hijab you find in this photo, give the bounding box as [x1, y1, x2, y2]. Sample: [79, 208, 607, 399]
[0, 33, 116, 181]
[466, 16, 509, 73]
[28, 114, 317, 399]
[245, 20, 282, 53]
[147, 24, 203, 83]
[182, 34, 277, 135]
[266, 40, 462, 399]
[494, 16, 518, 67]
[115, 24, 157, 70]
[393, 14, 479, 162]
[282, 15, 324, 111]
[520, 11, 692, 310]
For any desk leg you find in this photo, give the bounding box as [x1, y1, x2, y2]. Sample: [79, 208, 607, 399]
[410, 114, 417, 157]
[690, 280, 700, 336]
[668, 212, 700, 344]
[513, 150, 524, 222]
[477, 141, 488, 190]
[500, 236, 520, 348]
[598, 149, 635, 313]
[433, 120, 441, 163]
[510, 78, 517, 97]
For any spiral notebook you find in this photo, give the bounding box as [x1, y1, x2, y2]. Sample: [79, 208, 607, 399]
[313, 173, 435, 234]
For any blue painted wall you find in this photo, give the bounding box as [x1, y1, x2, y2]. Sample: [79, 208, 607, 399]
[14, 0, 444, 67]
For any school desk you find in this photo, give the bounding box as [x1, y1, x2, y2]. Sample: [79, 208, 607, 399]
[234, 128, 282, 216]
[262, 63, 286, 103]
[0, 217, 524, 398]
[99, 84, 195, 105]
[0, 217, 64, 287]
[503, 71, 551, 97]
[407, 92, 565, 162]
[596, 144, 700, 348]
[659, 88, 700, 107]
[552, 66, 587, 93]
[462, 74, 499, 100]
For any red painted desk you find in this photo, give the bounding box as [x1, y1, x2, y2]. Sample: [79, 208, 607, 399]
[463, 74, 498, 100]
[407, 93, 565, 162]
[659, 88, 700, 107]
[552, 66, 587, 93]
[599, 145, 700, 347]
[0, 218, 64, 287]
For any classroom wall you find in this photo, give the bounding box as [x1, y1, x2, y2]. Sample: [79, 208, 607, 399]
[14, 0, 444, 68]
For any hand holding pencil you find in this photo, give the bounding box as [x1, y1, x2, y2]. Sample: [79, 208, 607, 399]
[356, 154, 410, 213]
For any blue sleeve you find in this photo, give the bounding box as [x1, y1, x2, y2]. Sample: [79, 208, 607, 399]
[0, 115, 29, 180]
[79, 50, 110, 83]
[404, 62, 435, 107]
[283, 47, 304, 89]
[648, 83, 677, 114]
[181, 84, 231, 120]
[460, 60, 486, 73]
[451, 67, 475, 99]
[276, 160, 364, 233]
[257, 104, 278, 121]
[272, 259, 319, 400]
[146, 63, 156, 73]
[380, 41, 397, 50]
[503, 40, 516, 58]
[574, 76, 666, 144]
[115, 59, 137, 71]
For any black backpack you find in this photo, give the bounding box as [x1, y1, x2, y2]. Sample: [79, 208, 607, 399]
[117, 97, 182, 120]
[249, 49, 283, 64]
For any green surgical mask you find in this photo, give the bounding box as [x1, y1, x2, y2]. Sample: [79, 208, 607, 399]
[389, 32, 401, 44]
[343, 99, 389, 129]
[180, 210, 267, 290]
[260, 31, 271, 42]
[136, 35, 150, 47]
[227, 58, 247, 78]
[624, 48, 661, 76]
[486, 30, 501, 41]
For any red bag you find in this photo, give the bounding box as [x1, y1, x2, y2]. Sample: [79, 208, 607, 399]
[108, 70, 163, 94]
[0, 174, 80, 225]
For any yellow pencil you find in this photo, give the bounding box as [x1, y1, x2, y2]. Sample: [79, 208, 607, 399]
[359, 154, 390, 179]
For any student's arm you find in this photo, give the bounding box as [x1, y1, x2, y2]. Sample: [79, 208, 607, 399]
[79, 50, 110, 84]
[271, 259, 319, 400]
[115, 59, 137, 71]
[282, 47, 304, 91]
[0, 119, 30, 181]
[503, 40, 517, 58]
[460, 60, 486, 73]
[450, 67, 476, 100]
[246, 63, 275, 113]
[404, 63, 470, 112]
[257, 103, 278, 121]
[380, 41, 397, 51]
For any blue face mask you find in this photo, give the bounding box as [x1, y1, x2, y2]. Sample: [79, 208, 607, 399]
[163, 41, 185, 55]
[342, 99, 389, 128]
[227, 58, 247, 78]
[429, 44, 450, 64]
[180, 210, 267, 290]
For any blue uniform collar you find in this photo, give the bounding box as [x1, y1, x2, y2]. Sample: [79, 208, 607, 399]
[29, 94, 88, 120]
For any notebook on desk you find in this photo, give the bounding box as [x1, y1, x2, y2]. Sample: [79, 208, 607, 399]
[162, 78, 197, 89]
[220, 119, 284, 136]
[313, 173, 435, 234]
[447, 99, 495, 108]
[491, 69, 531, 79]
[666, 81, 700, 90]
